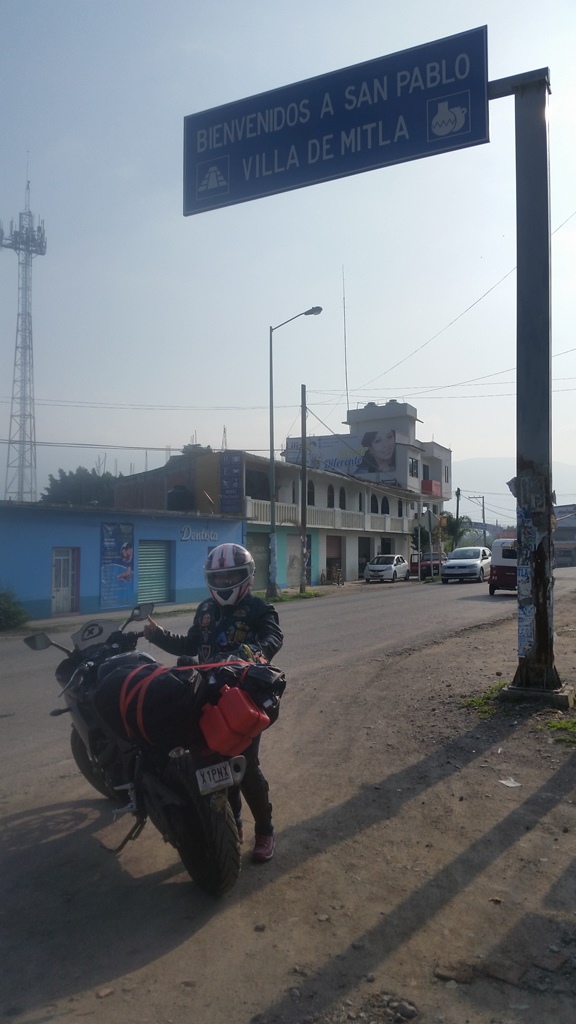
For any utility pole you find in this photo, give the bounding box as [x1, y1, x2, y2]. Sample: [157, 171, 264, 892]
[469, 495, 486, 545]
[300, 384, 308, 594]
[417, 502, 422, 582]
[455, 487, 461, 549]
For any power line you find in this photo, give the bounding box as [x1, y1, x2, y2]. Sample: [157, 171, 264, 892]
[354, 210, 576, 392]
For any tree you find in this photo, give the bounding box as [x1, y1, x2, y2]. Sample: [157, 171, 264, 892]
[442, 511, 473, 551]
[412, 525, 431, 552]
[40, 467, 121, 507]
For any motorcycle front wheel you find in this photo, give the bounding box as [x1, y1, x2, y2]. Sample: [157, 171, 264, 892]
[162, 760, 241, 897]
[70, 726, 120, 801]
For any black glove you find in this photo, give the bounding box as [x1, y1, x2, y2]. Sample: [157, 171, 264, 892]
[106, 630, 139, 650]
[123, 631, 140, 650]
[106, 630, 126, 647]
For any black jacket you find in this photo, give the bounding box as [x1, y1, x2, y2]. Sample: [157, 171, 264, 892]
[148, 593, 283, 663]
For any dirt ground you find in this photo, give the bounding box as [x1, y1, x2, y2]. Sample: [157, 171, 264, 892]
[255, 588, 576, 1024]
[4, 585, 576, 1024]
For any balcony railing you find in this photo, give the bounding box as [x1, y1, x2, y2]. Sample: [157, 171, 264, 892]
[245, 498, 411, 535]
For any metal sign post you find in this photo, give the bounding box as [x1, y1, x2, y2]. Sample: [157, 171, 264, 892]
[489, 70, 568, 699]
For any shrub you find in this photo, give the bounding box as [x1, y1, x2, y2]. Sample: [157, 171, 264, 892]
[0, 588, 29, 630]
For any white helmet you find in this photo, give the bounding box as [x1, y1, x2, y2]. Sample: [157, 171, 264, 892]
[204, 543, 255, 607]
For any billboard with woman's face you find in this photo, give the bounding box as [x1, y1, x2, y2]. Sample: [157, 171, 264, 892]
[284, 430, 400, 484]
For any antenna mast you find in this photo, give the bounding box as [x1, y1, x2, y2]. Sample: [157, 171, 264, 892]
[1, 180, 46, 501]
[342, 266, 350, 412]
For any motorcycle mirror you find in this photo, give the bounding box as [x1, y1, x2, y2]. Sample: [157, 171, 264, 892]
[119, 602, 155, 631]
[23, 633, 73, 655]
[130, 603, 155, 622]
[23, 633, 52, 651]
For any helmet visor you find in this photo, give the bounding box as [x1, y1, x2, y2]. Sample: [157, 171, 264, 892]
[206, 567, 250, 591]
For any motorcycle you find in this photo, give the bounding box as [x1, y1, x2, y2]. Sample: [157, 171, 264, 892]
[22, 603, 286, 897]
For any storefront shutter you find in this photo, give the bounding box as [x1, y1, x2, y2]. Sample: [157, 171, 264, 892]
[138, 541, 171, 603]
[246, 532, 269, 592]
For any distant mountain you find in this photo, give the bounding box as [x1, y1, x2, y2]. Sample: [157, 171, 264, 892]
[445, 458, 576, 525]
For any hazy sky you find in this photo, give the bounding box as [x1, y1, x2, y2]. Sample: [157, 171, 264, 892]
[1, 0, 575, 526]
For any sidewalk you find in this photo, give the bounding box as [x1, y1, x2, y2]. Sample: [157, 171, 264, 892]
[21, 578, 376, 634]
[21, 584, 358, 633]
[23, 601, 199, 634]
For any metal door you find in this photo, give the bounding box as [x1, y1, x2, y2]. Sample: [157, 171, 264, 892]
[52, 548, 77, 614]
[246, 533, 269, 591]
[286, 534, 301, 588]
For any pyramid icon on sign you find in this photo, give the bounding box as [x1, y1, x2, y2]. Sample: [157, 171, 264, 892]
[198, 165, 228, 192]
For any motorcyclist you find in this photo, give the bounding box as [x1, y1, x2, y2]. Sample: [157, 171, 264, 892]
[143, 542, 283, 862]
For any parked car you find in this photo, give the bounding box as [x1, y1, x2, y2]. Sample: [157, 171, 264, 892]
[441, 546, 492, 584]
[364, 554, 410, 583]
[489, 538, 517, 595]
[410, 551, 447, 579]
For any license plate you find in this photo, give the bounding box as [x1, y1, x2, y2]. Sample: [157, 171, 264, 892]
[196, 761, 234, 795]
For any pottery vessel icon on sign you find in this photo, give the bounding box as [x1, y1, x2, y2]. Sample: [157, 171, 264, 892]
[431, 100, 468, 137]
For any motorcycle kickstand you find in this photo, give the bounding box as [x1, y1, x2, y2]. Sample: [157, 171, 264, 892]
[100, 783, 146, 853]
[109, 817, 147, 853]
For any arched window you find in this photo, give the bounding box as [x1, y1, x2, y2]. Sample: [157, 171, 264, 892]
[339, 487, 346, 509]
[327, 484, 335, 508]
[371, 494, 378, 513]
[380, 496, 389, 515]
[397, 499, 403, 517]
[307, 480, 315, 506]
[358, 492, 363, 512]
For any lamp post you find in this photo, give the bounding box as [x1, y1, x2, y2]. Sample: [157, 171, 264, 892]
[267, 305, 322, 599]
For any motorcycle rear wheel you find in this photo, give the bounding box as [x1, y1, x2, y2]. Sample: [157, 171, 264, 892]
[163, 761, 241, 897]
[70, 726, 120, 801]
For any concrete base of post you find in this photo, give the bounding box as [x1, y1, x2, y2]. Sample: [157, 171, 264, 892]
[499, 683, 574, 710]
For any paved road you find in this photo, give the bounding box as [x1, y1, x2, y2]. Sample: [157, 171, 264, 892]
[140, 567, 574, 674]
[4, 570, 574, 782]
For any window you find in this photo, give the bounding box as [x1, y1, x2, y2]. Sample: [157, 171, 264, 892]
[409, 458, 419, 478]
[444, 465, 450, 483]
[245, 468, 270, 500]
[380, 496, 389, 515]
[358, 492, 363, 512]
[502, 547, 517, 560]
[339, 487, 346, 510]
[423, 464, 430, 481]
[327, 484, 335, 508]
[371, 494, 378, 513]
[397, 499, 403, 517]
[307, 480, 315, 506]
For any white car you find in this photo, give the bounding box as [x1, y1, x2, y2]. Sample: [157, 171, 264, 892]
[441, 546, 492, 584]
[364, 554, 410, 583]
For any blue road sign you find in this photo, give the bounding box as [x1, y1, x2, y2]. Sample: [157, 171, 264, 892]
[183, 26, 488, 216]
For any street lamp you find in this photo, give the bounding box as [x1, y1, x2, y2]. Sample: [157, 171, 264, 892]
[267, 305, 322, 599]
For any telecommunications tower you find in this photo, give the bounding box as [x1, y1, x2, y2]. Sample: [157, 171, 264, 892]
[0, 181, 46, 501]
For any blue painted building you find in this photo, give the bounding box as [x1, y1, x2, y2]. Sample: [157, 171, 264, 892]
[0, 502, 244, 619]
